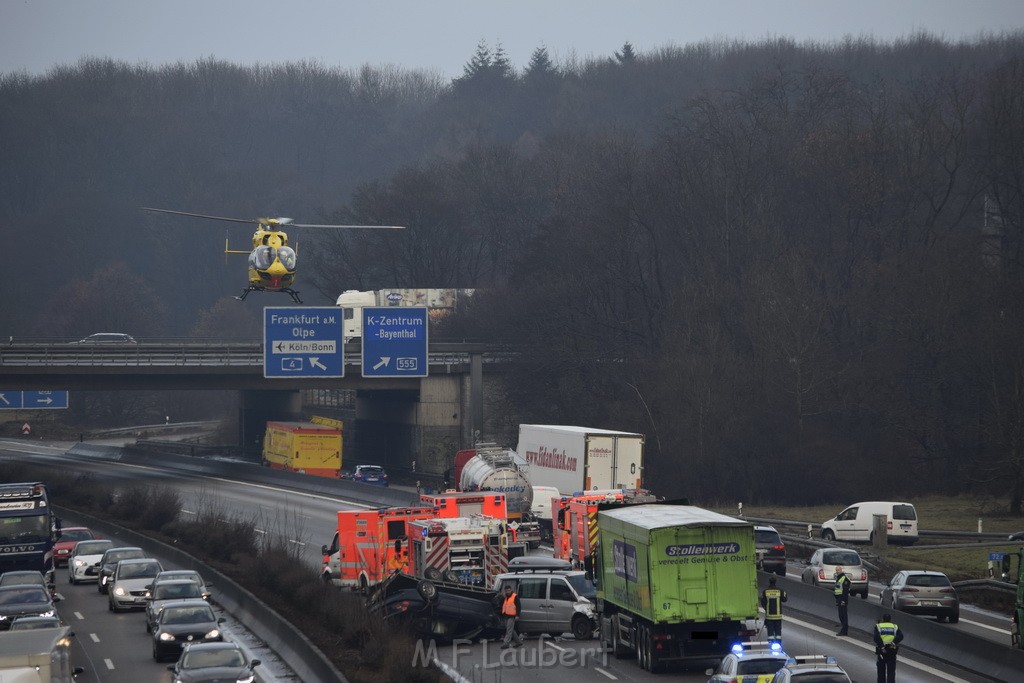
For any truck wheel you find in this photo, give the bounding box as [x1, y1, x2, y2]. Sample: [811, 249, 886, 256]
[643, 625, 662, 673]
[572, 615, 594, 641]
[424, 567, 444, 582]
[443, 570, 460, 584]
[635, 624, 646, 670]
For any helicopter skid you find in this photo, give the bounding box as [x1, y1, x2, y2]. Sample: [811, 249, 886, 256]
[236, 286, 303, 304]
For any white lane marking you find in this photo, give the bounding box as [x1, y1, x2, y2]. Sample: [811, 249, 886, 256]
[89, 633, 100, 643]
[959, 615, 1010, 635]
[73, 611, 84, 620]
[103, 658, 115, 669]
[544, 641, 568, 653]
[786, 615, 970, 682]
[255, 528, 267, 535]
[594, 668, 618, 680]
[288, 539, 306, 547]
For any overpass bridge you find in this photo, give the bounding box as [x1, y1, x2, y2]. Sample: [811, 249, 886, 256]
[0, 339, 511, 475]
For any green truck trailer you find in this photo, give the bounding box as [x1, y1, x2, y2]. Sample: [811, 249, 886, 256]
[597, 504, 760, 672]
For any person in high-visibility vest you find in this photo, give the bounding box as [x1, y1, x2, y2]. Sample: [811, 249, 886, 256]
[760, 576, 788, 641]
[493, 583, 523, 649]
[873, 612, 904, 683]
[833, 567, 851, 636]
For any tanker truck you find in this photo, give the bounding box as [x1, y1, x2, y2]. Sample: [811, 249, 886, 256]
[458, 443, 542, 547]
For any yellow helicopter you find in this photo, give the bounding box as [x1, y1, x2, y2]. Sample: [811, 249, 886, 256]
[143, 207, 404, 304]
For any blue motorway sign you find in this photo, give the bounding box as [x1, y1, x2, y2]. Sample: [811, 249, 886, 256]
[0, 390, 69, 410]
[263, 307, 344, 378]
[362, 306, 428, 378]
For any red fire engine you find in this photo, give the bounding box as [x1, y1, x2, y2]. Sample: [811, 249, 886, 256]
[552, 489, 657, 569]
[407, 515, 520, 589]
[320, 506, 435, 591]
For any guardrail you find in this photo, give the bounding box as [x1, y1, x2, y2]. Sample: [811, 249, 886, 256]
[0, 341, 516, 368]
[744, 515, 1023, 544]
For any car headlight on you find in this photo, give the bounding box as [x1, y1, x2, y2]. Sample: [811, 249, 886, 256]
[39, 610, 55, 618]
[204, 628, 221, 639]
[73, 559, 87, 568]
[159, 632, 176, 641]
[236, 674, 255, 683]
[113, 587, 126, 596]
[0, 615, 8, 622]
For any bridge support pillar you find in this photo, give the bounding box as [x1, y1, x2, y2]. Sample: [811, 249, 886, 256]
[238, 390, 302, 460]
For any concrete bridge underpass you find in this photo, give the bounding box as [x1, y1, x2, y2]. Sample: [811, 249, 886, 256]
[0, 340, 512, 477]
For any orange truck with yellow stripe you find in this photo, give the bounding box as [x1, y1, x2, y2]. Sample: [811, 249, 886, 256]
[553, 489, 657, 570]
[320, 494, 527, 591]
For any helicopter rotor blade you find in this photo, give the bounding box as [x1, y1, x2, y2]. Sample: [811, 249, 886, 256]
[142, 207, 254, 225]
[289, 223, 406, 229]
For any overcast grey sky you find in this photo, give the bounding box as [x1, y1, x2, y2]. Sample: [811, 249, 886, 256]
[3, 1, 1024, 79]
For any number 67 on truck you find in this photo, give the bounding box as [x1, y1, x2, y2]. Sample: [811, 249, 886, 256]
[597, 504, 761, 673]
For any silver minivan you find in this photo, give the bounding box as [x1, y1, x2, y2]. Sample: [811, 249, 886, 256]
[493, 559, 598, 640]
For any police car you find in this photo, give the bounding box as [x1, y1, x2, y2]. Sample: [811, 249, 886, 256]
[770, 655, 852, 683]
[705, 641, 789, 683]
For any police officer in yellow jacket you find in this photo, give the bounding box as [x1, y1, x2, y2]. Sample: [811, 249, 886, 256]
[760, 576, 787, 641]
[873, 613, 904, 683]
[834, 567, 851, 635]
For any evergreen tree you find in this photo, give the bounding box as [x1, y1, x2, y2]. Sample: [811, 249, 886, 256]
[525, 46, 556, 79]
[615, 41, 637, 64]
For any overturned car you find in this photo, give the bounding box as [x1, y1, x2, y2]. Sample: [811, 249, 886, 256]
[366, 571, 503, 642]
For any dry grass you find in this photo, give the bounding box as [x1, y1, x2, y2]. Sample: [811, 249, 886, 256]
[711, 495, 1023, 611]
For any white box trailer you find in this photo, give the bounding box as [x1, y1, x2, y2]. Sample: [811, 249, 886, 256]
[0, 627, 83, 683]
[516, 425, 644, 496]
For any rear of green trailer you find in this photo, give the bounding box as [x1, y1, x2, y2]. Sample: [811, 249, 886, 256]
[596, 504, 760, 669]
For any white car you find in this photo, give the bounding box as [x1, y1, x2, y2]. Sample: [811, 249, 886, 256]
[68, 539, 113, 585]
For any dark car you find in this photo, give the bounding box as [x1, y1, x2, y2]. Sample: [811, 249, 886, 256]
[367, 572, 501, 642]
[166, 642, 261, 683]
[151, 599, 225, 661]
[8, 615, 64, 631]
[146, 579, 206, 633]
[0, 585, 59, 631]
[95, 546, 145, 594]
[755, 525, 787, 577]
[71, 332, 136, 344]
[349, 464, 389, 486]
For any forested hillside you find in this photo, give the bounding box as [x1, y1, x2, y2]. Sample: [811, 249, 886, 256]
[5, 34, 1024, 509]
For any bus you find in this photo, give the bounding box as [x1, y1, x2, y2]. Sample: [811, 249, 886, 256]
[0, 482, 59, 579]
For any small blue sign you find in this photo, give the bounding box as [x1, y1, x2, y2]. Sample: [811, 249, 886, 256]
[989, 552, 1006, 562]
[362, 306, 428, 378]
[0, 391, 69, 410]
[263, 307, 344, 379]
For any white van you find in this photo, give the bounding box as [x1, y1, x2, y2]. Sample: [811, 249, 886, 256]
[820, 501, 918, 545]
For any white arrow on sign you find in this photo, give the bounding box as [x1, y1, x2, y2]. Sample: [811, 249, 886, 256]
[310, 357, 327, 371]
[0, 394, 8, 405]
[373, 357, 391, 370]
[37, 397, 53, 405]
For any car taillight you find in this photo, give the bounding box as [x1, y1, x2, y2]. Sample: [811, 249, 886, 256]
[860, 569, 867, 580]
[772, 544, 785, 551]
[900, 587, 919, 593]
[818, 569, 827, 580]
[940, 588, 956, 594]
